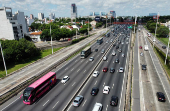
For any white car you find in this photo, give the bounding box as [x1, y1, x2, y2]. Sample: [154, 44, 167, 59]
[61, 76, 69, 83]
[122, 53, 125, 57]
[103, 86, 110, 94]
[119, 67, 124, 73]
[112, 51, 116, 56]
[93, 71, 100, 77]
[92, 103, 102, 111]
[89, 57, 94, 61]
[103, 56, 107, 61]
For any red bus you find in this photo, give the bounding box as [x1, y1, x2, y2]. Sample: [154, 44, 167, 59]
[22, 72, 56, 105]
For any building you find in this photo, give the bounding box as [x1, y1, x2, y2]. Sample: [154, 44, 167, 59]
[110, 11, 116, 18]
[29, 31, 42, 42]
[30, 14, 34, 19]
[149, 13, 157, 17]
[49, 13, 55, 20]
[27, 18, 34, 26]
[38, 13, 44, 20]
[71, 3, 77, 19]
[0, 7, 28, 40]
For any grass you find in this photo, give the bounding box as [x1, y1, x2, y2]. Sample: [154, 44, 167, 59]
[0, 47, 63, 78]
[153, 46, 170, 78]
[156, 37, 169, 46]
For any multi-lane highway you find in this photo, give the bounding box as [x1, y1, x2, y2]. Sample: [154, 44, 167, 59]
[0, 25, 131, 111]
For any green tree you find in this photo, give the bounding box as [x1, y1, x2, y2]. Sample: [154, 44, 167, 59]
[157, 26, 169, 37]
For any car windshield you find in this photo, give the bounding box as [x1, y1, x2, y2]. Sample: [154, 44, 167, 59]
[63, 77, 67, 80]
[74, 100, 78, 103]
[104, 89, 108, 91]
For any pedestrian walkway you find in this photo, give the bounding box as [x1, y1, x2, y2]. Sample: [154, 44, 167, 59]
[0, 28, 106, 96]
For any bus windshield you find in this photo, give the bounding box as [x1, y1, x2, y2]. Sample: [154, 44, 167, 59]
[23, 91, 31, 97]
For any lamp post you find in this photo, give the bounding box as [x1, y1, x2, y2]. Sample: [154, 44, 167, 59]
[0, 41, 7, 76]
[88, 16, 89, 37]
[153, 12, 159, 48]
[165, 33, 170, 64]
[106, 15, 107, 32]
[50, 25, 53, 54]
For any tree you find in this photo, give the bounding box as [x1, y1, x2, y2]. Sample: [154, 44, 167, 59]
[157, 26, 169, 37]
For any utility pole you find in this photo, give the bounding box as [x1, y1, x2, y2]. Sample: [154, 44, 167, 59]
[0, 41, 7, 76]
[153, 12, 159, 48]
[165, 33, 170, 64]
[50, 25, 53, 54]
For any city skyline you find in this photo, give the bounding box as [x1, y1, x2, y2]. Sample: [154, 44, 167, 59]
[0, 0, 170, 18]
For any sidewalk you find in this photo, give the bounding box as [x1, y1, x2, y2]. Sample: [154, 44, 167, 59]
[0, 28, 106, 97]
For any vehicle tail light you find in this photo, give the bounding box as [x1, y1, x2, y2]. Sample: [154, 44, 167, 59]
[159, 98, 161, 99]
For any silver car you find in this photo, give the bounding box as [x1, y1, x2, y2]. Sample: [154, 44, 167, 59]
[89, 57, 94, 61]
[72, 95, 84, 107]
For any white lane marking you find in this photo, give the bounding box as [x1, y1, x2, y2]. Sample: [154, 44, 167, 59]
[103, 82, 105, 87]
[84, 70, 86, 73]
[81, 60, 83, 62]
[82, 99, 87, 107]
[97, 55, 99, 57]
[86, 61, 88, 63]
[43, 100, 49, 106]
[71, 68, 74, 71]
[65, 67, 68, 70]
[52, 101, 59, 109]
[119, 62, 120, 64]
[107, 61, 108, 62]
[1, 97, 19, 111]
[106, 105, 108, 111]
[112, 84, 114, 89]
[75, 60, 77, 62]
[94, 81, 97, 85]
[72, 82, 76, 86]
[77, 69, 80, 72]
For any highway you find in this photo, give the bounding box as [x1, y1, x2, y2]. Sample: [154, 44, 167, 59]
[0, 25, 131, 111]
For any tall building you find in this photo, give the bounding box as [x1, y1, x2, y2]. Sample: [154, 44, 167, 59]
[49, 13, 55, 20]
[38, 13, 44, 20]
[109, 11, 116, 18]
[0, 7, 28, 40]
[71, 3, 77, 19]
[30, 14, 34, 19]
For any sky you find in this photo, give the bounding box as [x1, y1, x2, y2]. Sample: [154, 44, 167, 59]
[0, 0, 170, 18]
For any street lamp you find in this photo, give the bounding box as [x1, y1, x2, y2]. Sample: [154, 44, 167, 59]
[153, 12, 159, 48]
[50, 25, 53, 54]
[88, 16, 89, 37]
[0, 41, 7, 76]
[165, 33, 170, 64]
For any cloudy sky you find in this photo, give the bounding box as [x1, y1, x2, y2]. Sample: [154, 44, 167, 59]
[0, 0, 170, 18]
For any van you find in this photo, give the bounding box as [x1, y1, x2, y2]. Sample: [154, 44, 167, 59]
[92, 103, 102, 111]
[112, 51, 116, 56]
[144, 45, 148, 51]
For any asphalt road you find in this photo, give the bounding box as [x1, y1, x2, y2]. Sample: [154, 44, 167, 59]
[67, 26, 130, 111]
[0, 25, 131, 111]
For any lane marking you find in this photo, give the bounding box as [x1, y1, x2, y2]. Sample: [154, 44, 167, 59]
[65, 68, 68, 70]
[71, 68, 74, 71]
[43, 100, 49, 106]
[103, 82, 105, 87]
[77, 69, 80, 72]
[72, 82, 76, 86]
[81, 60, 83, 63]
[112, 84, 114, 89]
[84, 70, 86, 73]
[52, 101, 59, 109]
[106, 105, 108, 111]
[1, 97, 19, 111]
[75, 60, 77, 62]
[82, 99, 87, 107]
[94, 81, 97, 85]
[86, 61, 88, 63]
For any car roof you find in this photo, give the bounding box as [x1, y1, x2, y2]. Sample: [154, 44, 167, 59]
[92, 87, 98, 90]
[75, 95, 83, 100]
[104, 86, 110, 89]
[64, 76, 68, 78]
[120, 67, 123, 69]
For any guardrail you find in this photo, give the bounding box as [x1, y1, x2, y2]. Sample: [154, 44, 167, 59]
[63, 33, 120, 111]
[0, 30, 107, 105]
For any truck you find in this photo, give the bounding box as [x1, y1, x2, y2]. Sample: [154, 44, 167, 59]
[144, 45, 148, 51]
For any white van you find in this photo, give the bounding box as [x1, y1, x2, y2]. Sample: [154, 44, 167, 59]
[92, 103, 102, 111]
[103, 56, 107, 61]
[144, 45, 148, 51]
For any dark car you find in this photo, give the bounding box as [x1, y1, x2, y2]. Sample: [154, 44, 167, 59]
[110, 96, 118, 106]
[91, 87, 99, 96]
[95, 49, 98, 52]
[103, 67, 108, 72]
[162, 46, 166, 49]
[156, 92, 166, 102]
[116, 46, 119, 49]
[142, 65, 147, 70]
[110, 68, 115, 73]
[113, 44, 116, 47]
[115, 59, 119, 63]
